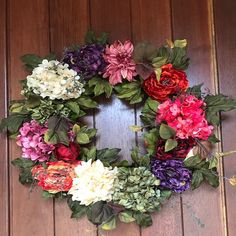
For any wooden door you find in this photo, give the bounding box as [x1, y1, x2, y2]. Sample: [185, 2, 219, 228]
[1, 0, 236, 235]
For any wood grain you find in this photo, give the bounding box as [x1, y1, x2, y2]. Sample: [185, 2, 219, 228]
[90, 1, 140, 235]
[8, 1, 54, 236]
[49, 1, 97, 235]
[214, 0, 236, 235]
[172, 0, 224, 235]
[0, 0, 9, 235]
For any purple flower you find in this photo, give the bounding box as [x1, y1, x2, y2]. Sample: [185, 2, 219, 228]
[62, 44, 106, 79]
[151, 159, 192, 193]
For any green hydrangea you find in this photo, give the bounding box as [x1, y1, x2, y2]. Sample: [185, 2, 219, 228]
[28, 100, 70, 123]
[112, 167, 162, 213]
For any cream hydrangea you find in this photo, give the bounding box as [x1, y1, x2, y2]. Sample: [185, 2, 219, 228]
[68, 159, 118, 205]
[26, 59, 85, 100]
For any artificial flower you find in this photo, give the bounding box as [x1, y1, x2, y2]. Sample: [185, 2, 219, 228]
[103, 40, 137, 85]
[62, 44, 106, 79]
[26, 59, 85, 100]
[31, 161, 80, 193]
[55, 142, 80, 162]
[151, 159, 192, 193]
[16, 120, 54, 162]
[143, 64, 189, 101]
[157, 95, 214, 140]
[156, 138, 196, 160]
[68, 159, 118, 205]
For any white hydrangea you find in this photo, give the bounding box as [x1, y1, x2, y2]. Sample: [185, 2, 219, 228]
[68, 159, 118, 206]
[26, 59, 85, 100]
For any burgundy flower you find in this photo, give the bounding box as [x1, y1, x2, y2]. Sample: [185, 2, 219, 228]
[55, 142, 80, 162]
[156, 138, 196, 160]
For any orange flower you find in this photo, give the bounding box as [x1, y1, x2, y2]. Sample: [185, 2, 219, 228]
[32, 161, 81, 193]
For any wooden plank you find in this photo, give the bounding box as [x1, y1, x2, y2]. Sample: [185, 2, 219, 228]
[172, 1, 224, 235]
[49, 1, 97, 235]
[131, 1, 184, 236]
[214, 0, 236, 235]
[90, 0, 140, 235]
[0, 0, 9, 235]
[8, 1, 54, 236]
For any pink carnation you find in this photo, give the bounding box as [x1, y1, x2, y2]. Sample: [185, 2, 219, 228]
[103, 40, 137, 85]
[157, 95, 213, 140]
[17, 120, 55, 162]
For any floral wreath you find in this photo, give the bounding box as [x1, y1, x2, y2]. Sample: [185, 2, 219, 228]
[2, 31, 236, 231]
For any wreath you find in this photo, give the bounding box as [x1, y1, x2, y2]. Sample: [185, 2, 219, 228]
[2, 31, 236, 230]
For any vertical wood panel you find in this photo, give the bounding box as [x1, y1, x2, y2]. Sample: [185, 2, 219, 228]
[90, 1, 140, 235]
[131, 1, 184, 236]
[214, 0, 236, 235]
[8, 1, 54, 236]
[49, 1, 97, 235]
[172, 1, 224, 235]
[0, 0, 9, 235]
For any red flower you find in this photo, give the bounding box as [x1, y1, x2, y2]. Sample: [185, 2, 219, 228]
[156, 138, 196, 160]
[31, 161, 81, 193]
[55, 142, 80, 162]
[143, 64, 189, 102]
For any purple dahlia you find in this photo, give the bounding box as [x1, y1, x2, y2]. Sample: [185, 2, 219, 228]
[151, 159, 192, 193]
[62, 44, 106, 79]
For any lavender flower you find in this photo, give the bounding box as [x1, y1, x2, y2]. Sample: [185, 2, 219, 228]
[62, 44, 106, 79]
[151, 159, 192, 193]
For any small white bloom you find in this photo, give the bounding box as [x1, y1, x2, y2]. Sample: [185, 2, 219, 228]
[26, 60, 85, 100]
[68, 159, 118, 206]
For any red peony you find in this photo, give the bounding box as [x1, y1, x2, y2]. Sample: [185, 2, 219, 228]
[31, 161, 81, 193]
[156, 138, 196, 160]
[55, 142, 80, 162]
[143, 64, 189, 102]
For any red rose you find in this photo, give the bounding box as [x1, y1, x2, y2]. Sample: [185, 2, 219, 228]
[156, 138, 196, 160]
[55, 142, 80, 162]
[143, 64, 189, 101]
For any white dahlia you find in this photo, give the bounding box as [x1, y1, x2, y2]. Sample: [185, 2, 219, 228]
[26, 59, 85, 100]
[68, 159, 118, 206]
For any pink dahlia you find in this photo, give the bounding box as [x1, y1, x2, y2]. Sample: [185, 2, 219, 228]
[16, 120, 55, 162]
[156, 95, 213, 140]
[103, 40, 137, 85]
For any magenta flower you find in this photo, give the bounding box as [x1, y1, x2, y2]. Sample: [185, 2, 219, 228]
[17, 120, 55, 162]
[103, 40, 137, 85]
[157, 95, 214, 140]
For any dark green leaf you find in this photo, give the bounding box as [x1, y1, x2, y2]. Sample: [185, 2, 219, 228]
[21, 54, 42, 72]
[19, 169, 33, 185]
[87, 201, 114, 225]
[191, 170, 204, 190]
[186, 84, 203, 99]
[11, 158, 34, 169]
[143, 128, 159, 156]
[97, 148, 121, 164]
[67, 197, 87, 219]
[201, 168, 219, 188]
[85, 30, 108, 45]
[208, 134, 220, 144]
[184, 155, 203, 169]
[42, 191, 55, 198]
[133, 212, 152, 227]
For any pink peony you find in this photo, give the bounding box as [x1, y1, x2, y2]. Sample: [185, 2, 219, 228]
[17, 120, 55, 162]
[156, 95, 213, 140]
[103, 40, 137, 85]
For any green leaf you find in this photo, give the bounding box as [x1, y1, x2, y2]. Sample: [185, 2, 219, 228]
[44, 129, 58, 144]
[85, 30, 108, 45]
[129, 125, 143, 132]
[42, 191, 55, 198]
[184, 155, 203, 169]
[21, 54, 42, 72]
[159, 124, 176, 139]
[97, 148, 121, 164]
[66, 101, 80, 115]
[76, 96, 98, 109]
[174, 39, 187, 48]
[11, 158, 34, 168]
[169, 47, 189, 70]
[186, 84, 203, 99]
[72, 124, 81, 134]
[208, 156, 219, 169]
[76, 133, 90, 144]
[87, 201, 114, 225]
[118, 211, 135, 223]
[133, 212, 152, 227]
[67, 197, 87, 219]
[201, 168, 219, 188]
[160, 190, 172, 202]
[191, 170, 204, 190]
[165, 139, 178, 152]
[152, 56, 167, 68]
[208, 134, 220, 144]
[205, 94, 236, 125]
[143, 128, 159, 156]
[100, 217, 117, 230]
[86, 128, 97, 138]
[19, 169, 33, 185]
[133, 42, 158, 62]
